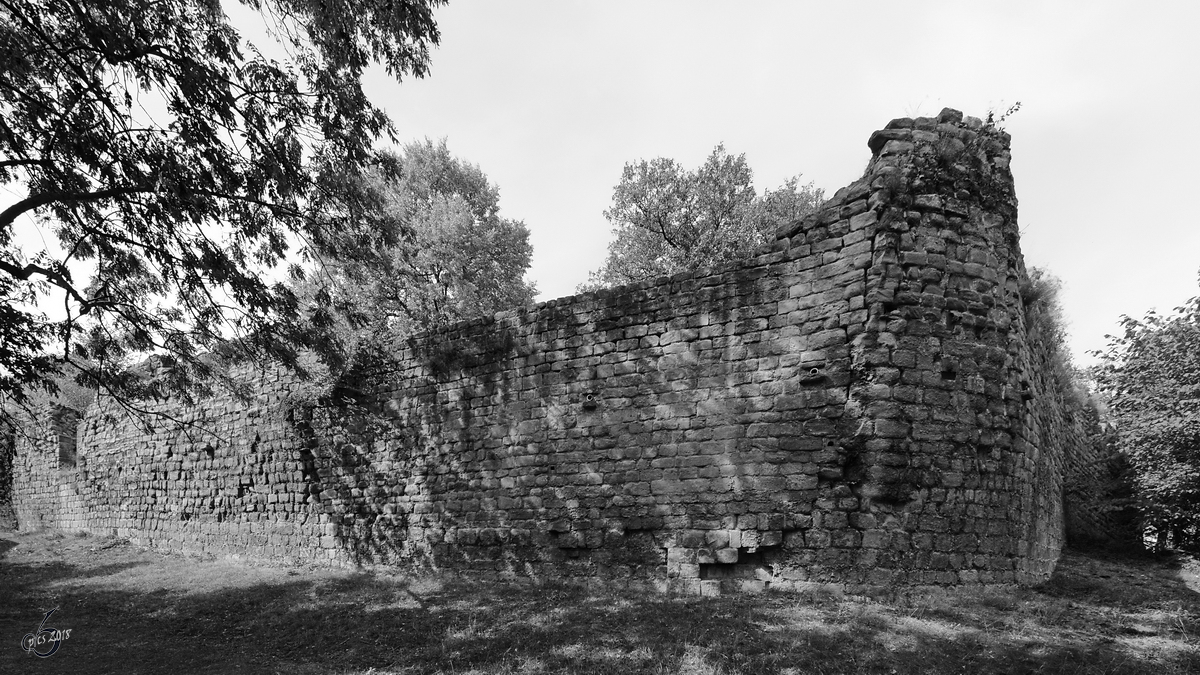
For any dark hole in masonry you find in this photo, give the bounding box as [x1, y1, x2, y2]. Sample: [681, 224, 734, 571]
[800, 368, 825, 385]
[941, 369, 958, 380]
[699, 548, 776, 580]
[53, 406, 80, 469]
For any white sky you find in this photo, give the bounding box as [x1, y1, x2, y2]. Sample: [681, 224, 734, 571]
[360, 0, 1200, 366]
[8, 1, 1197, 368]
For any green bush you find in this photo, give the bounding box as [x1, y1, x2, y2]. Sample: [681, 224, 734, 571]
[1093, 284, 1200, 550]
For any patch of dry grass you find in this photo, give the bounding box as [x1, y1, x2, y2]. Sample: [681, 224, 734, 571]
[1, 529, 1197, 674]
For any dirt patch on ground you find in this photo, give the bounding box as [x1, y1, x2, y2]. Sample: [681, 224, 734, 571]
[1, 529, 1198, 674]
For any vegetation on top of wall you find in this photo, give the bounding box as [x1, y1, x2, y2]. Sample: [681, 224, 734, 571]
[1024, 269, 1089, 408]
[873, 104, 1021, 221]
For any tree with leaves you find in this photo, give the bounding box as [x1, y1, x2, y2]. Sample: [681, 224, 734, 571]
[1093, 284, 1200, 549]
[302, 138, 536, 355]
[581, 144, 823, 290]
[0, 0, 444, 412]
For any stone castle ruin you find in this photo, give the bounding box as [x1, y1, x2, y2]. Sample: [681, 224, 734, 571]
[12, 109, 1123, 594]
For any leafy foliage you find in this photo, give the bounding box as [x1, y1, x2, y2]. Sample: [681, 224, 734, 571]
[581, 145, 823, 290]
[0, 0, 444, 412]
[1094, 281, 1200, 549]
[296, 139, 536, 366]
[367, 139, 537, 330]
[1024, 268, 1087, 406]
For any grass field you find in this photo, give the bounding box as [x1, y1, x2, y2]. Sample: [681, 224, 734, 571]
[1, 527, 1197, 674]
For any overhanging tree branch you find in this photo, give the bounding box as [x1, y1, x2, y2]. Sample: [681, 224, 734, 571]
[0, 0, 444, 423]
[0, 186, 152, 231]
[0, 158, 55, 171]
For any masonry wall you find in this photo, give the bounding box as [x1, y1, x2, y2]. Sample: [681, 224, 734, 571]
[15, 109, 1099, 592]
[1022, 297, 1137, 549]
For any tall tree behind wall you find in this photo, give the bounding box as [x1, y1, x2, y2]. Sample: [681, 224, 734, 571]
[581, 145, 823, 291]
[297, 139, 537, 367]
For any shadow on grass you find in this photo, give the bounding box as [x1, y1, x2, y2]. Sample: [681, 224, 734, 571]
[0, 548, 1198, 674]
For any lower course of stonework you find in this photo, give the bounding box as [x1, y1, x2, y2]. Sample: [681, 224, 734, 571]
[13, 109, 1119, 594]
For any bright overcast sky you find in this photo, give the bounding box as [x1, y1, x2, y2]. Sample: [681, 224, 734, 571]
[4, 2, 1192, 371]
[351, 0, 1199, 367]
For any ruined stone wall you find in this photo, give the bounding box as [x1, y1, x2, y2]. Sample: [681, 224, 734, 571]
[11, 407, 82, 531]
[1021, 297, 1136, 549]
[15, 109, 1098, 592]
